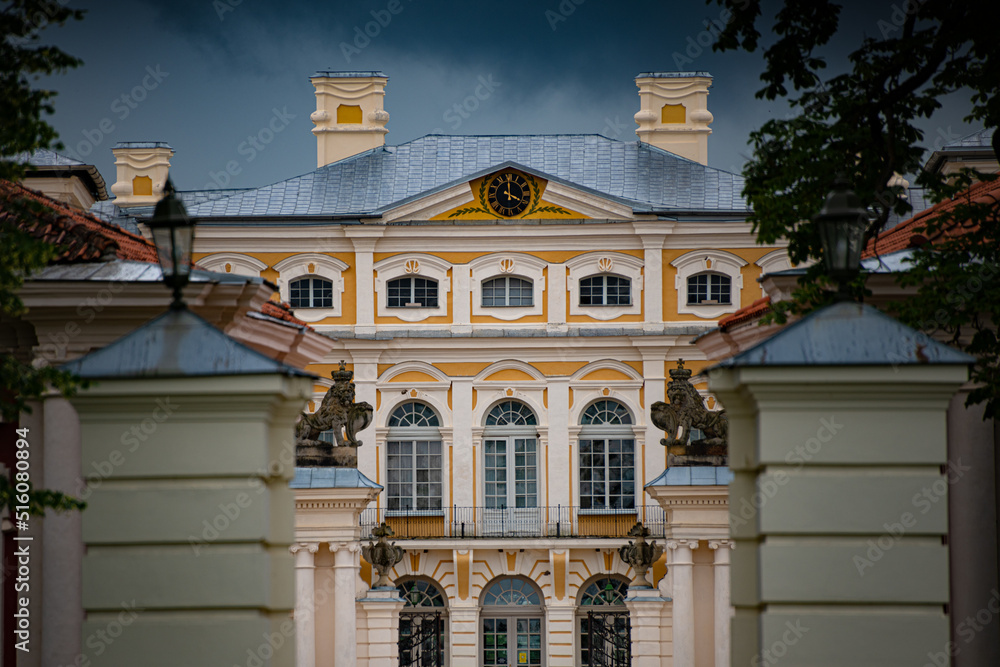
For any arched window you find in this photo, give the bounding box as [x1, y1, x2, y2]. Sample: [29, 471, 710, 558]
[482, 276, 533, 307]
[579, 275, 631, 306]
[397, 578, 447, 667]
[289, 276, 333, 308]
[387, 402, 442, 512]
[579, 400, 635, 511]
[481, 577, 544, 667]
[483, 401, 539, 531]
[686, 272, 731, 305]
[485, 400, 538, 426]
[578, 576, 630, 667]
[388, 276, 438, 308]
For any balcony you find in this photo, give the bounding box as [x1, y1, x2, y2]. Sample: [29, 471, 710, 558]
[360, 505, 666, 540]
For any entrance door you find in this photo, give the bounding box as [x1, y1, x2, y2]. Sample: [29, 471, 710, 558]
[482, 437, 538, 536]
[482, 616, 543, 667]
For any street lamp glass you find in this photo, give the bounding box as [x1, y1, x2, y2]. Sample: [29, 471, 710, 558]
[147, 183, 196, 304]
[814, 177, 869, 283]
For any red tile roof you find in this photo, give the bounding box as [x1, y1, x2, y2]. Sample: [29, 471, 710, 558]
[259, 301, 313, 329]
[1, 180, 158, 263]
[718, 296, 772, 331]
[864, 176, 1000, 259]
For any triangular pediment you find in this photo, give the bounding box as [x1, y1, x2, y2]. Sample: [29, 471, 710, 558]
[380, 161, 636, 222]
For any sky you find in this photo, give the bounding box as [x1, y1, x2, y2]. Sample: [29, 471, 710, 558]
[32, 0, 980, 193]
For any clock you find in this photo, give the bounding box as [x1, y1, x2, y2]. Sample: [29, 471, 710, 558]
[487, 172, 531, 217]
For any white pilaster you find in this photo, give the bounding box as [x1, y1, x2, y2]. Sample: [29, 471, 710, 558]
[640, 234, 666, 327]
[359, 588, 405, 667]
[547, 379, 570, 508]
[668, 539, 697, 667]
[709, 540, 733, 667]
[291, 543, 320, 667]
[453, 263, 472, 330]
[351, 353, 381, 480]
[451, 378, 474, 509]
[331, 542, 362, 667]
[548, 263, 567, 326]
[625, 586, 668, 667]
[347, 231, 382, 333]
[449, 603, 480, 667]
[546, 603, 577, 667]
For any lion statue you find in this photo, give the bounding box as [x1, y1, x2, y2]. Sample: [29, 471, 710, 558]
[650, 360, 727, 456]
[296, 361, 374, 466]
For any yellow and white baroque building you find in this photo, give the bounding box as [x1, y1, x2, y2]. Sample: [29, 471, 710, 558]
[109, 70, 790, 667]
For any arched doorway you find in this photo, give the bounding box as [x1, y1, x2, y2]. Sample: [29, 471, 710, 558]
[577, 576, 630, 666]
[397, 577, 447, 667]
[480, 576, 545, 667]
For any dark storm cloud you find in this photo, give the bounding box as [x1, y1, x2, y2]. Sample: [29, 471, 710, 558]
[37, 0, 978, 190]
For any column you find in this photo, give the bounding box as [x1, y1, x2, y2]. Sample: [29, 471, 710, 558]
[547, 380, 570, 508]
[547, 263, 567, 327]
[451, 379, 474, 509]
[352, 351, 380, 478]
[709, 540, 733, 667]
[453, 264, 472, 332]
[546, 602, 577, 667]
[667, 539, 697, 667]
[291, 543, 319, 667]
[625, 586, 667, 667]
[359, 588, 405, 667]
[331, 542, 362, 667]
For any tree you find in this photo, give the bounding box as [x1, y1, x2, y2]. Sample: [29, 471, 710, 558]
[1, 0, 87, 514]
[710, 0, 1000, 417]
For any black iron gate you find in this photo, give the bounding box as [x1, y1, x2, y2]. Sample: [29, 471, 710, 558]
[399, 610, 445, 667]
[587, 611, 631, 667]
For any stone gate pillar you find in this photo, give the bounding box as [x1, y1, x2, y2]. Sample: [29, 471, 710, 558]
[709, 302, 973, 666]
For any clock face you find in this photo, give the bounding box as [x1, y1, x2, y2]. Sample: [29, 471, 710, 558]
[487, 172, 531, 217]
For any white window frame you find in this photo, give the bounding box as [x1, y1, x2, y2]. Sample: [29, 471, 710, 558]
[686, 272, 732, 306]
[755, 249, 795, 296]
[670, 249, 747, 319]
[387, 276, 441, 309]
[470, 254, 546, 321]
[198, 252, 268, 277]
[566, 253, 643, 321]
[374, 254, 451, 322]
[273, 253, 348, 322]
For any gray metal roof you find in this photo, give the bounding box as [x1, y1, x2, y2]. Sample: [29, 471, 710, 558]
[14, 148, 85, 167]
[290, 466, 382, 489]
[943, 127, 995, 149]
[636, 71, 712, 79]
[313, 70, 387, 78]
[710, 301, 974, 368]
[29, 260, 265, 285]
[646, 466, 732, 487]
[185, 134, 748, 218]
[113, 141, 172, 149]
[61, 306, 314, 379]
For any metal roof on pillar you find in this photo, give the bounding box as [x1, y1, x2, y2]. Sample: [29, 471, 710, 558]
[708, 301, 975, 369]
[61, 306, 315, 379]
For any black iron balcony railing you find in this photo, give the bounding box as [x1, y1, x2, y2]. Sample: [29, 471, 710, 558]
[360, 505, 666, 540]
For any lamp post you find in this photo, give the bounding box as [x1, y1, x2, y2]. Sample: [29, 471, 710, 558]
[147, 180, 196, 309]
[813, 175, 870, 300]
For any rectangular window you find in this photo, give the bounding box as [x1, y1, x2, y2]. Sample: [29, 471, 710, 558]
[687, 273, 731, 305]
[580, 276, 631, 306]
[579, 438, 635, 510]
[388, 277, 439, 308]
[387, 440, 442, 511]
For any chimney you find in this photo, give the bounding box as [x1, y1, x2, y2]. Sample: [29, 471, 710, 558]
[634, 72, 713, 165]
[110, 142, 174, 207]
[310, 71, 389, 168]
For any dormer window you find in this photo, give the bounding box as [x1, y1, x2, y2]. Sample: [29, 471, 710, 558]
[686, 273, 731, 306]
[388, 277, 438, 308]
[579, 275, 631, 306]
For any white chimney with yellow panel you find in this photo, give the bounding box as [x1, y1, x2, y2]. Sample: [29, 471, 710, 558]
[109, 141, 173, 207]
[310, 71, 390, 168]
[634, 72, 713, 165]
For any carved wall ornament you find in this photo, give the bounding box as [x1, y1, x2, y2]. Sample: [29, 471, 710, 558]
[650, 359, 728, 465]
[618, 522, 664, 588]
[362, 522, 405, 588]
[598, 257, 614, 273]
[499, 258, 515, 273]
[295, 361, 374, 467]
[404, 259, 420, 274]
